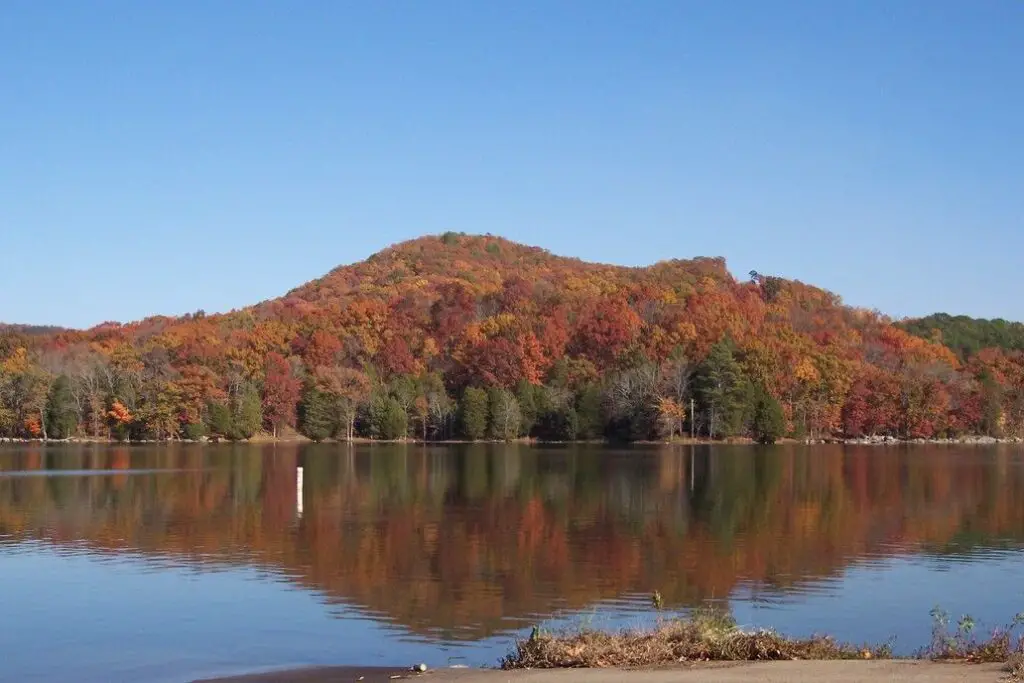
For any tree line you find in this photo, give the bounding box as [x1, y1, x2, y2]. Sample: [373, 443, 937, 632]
[0, 336, 785, 444]
[2, 234, 1023, 444]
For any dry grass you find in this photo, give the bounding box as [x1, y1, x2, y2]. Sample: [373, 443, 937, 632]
[922, 609, 1024, 665]
[1006, 652, 1024, 680]
[501, 607, 889, 669]
[503, 606, 1024, 671]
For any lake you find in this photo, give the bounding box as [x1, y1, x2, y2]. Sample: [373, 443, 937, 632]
[1, 443, 1022, 682]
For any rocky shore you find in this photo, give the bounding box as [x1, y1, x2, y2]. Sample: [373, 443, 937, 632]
[838, 434, 1024, 445]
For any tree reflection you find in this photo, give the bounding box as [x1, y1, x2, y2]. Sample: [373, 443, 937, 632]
[0, 444, 1022, 639]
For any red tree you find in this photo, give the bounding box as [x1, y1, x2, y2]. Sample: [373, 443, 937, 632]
[304, 330, 342, 369]
[462, 335, 542, 388]
[376, 335, 418, 378]
[570, 298, 641, 366]
[431, 283, 477, 347]
[262, 352, 301, 438]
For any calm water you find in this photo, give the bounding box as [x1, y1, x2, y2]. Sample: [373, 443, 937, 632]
[1, 444, 1023, 683]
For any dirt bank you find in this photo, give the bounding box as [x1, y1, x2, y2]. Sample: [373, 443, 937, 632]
[194, 661, 1010, 683]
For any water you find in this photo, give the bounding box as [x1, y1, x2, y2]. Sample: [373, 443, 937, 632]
[0, 443, 1023, 683]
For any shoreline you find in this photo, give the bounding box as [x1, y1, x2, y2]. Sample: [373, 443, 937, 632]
[1, 435, 1022, 447]
[191, 661, 1010, 683]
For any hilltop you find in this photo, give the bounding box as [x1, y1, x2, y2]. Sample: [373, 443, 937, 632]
[0, 233, 1022, 442]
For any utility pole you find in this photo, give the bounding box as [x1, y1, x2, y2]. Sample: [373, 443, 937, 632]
[690, 398, 695, 440]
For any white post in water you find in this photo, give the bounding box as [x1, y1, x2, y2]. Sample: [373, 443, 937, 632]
[296, 466, 303, 518]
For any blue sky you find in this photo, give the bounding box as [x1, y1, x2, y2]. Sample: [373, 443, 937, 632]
[2, 1, 1021, 328]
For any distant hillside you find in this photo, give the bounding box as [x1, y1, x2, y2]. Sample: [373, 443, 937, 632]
[1, 233, 1022, 442]
[900, 313, 1024, 359]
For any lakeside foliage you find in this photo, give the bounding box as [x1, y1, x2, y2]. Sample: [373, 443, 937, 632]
[2, 233, 1024, 442]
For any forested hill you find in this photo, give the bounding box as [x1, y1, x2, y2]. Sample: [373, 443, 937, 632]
[1, 233, 1022, 443]
[899, 313, 1024, 360]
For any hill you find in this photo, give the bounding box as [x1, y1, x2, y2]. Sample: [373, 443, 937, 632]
[1, 233, 1022, 442]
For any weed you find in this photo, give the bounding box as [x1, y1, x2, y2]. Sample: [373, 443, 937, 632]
[921, 608, 1024, 664]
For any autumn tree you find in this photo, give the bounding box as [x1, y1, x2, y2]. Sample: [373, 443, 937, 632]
[570, 298, 641, 366]
[262, 352, 301, 439]
[140, 381, 183, 440]
[107, 400, 134, 441]
[313, 365, 372, 441]
[656, 397, 687, 439]
[67, 350, 110, 437]
[303, 330, 342, 369]
[376, 336, 418, 378]
[0, 349, 52, 439]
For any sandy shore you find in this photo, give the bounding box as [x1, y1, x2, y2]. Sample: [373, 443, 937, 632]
[193, 661, 1009, 683]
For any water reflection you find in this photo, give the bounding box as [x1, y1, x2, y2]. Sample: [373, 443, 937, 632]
[1, 443, 1023, 643]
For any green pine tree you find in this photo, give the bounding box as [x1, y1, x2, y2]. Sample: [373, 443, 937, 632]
[460, 387, 489, 440]
[183, 421, 208, 440]
[514, 380, 540, 437]
[300, 386, 337, 441]
[751, 384, 786, 444]
[696, 339, 753, 438]
[44, 375, 78, 439]
[230, 384, 263, 440]
[371, 396, 408, 440]
[575, 384, 603, 440]
[207, 401, 233, 439]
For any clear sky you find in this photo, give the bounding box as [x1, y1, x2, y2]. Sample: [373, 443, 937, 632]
[2, 1, 1021, 329]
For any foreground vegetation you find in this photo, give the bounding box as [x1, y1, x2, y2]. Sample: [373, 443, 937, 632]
[503, 607, 1024, 673]
[3, 234, 1024, 444]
